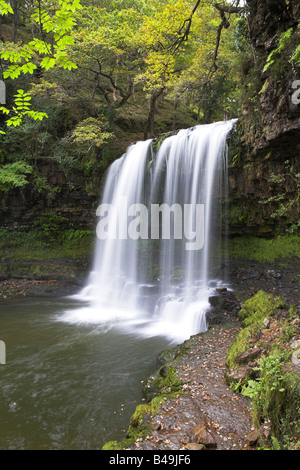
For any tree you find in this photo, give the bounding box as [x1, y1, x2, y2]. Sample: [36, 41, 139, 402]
[0, 0, 82, 130]
[136, 0, 243, 131]
[0, 0, 246, 194]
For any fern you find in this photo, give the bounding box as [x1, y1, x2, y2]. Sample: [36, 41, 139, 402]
[263, 28, 293, 72]
[271, 436, 281, 450]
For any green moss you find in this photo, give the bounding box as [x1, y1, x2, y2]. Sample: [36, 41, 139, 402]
[228, 205, 250, 226]
[0, 228, 94, 262]
[238, 290, 286, 327]
[102, 395, 170, 450]
[143, 366, 182, 403]
[228, 235, 300, 263]
[102, 440, 125, 450]
[226, 291, 287, 371]
[225, 289, 300, 449]
[225, 326, 255, 371]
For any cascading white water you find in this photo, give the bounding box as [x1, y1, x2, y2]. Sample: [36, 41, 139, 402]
[64, 119, 237, 343]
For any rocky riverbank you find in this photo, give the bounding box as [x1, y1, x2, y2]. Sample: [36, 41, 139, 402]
[102, 258, 300, 451]
[126, 322, 255, 451]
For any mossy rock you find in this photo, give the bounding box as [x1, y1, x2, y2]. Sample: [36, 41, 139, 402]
[226, 290, 287, 371]
[142, 366, 182, 403]
[238, 290, 286, 327]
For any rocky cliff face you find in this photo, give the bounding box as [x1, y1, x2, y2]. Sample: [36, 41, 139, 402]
[0, 159, 98, 231]
[239, 0, 300, 150]
[228, 0, 300, 236]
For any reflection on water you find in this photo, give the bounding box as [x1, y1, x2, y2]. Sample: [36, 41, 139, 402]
[0, 298, 170, 450]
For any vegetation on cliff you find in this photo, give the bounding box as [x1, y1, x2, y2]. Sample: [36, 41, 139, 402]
[225, 290, 300, 450]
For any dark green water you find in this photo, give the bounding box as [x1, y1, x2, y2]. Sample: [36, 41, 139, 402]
[0, 297, 170, 450]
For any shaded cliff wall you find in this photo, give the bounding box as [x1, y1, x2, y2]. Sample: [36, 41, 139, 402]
[228, 0, 300, 236]
[0, 159, 99, 231]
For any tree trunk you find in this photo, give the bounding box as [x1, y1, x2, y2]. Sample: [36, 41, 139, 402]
[144, 89, 164, 139]
[11, 0, 19, 43]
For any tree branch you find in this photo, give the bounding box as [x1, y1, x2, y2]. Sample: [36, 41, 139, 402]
[169, 0, 202, 53]
[210, 2, 242, 72]
[214, 3, 242, 15]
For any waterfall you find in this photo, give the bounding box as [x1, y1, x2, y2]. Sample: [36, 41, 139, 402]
[65, 119, 237, 343]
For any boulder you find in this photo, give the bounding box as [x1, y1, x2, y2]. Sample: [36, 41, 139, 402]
[185, 443, 206, 451]
[190, 425, 217, 449]
[235, 347, 263, 365]
[245, 429, 259, 447]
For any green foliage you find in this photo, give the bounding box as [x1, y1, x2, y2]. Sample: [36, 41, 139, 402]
[0, 1, 246, 195]
[0, 160, 32, 191]
[258, 160, 300, 234]
[71, 116, 114, 148]
[228, 235, 300, 263]
[33, 212, 73, 244]
[1, 0, 82, 79]
[1, 89, 48, 127]
[241, 354, 300, 449]
[290, 44, 300, 64]
[0, 0, 83, 129]
[226, 289, 300, 450]
[241, 354, 286, 428]
[0, 1, 13, 15]
[263, 28, 294, 73]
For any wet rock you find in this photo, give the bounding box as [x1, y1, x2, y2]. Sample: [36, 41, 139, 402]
[236, 347, 263, 365]
[245, 429, 259, 447]
[207, 291, 241, 327]
[225, 365, 259, 385]
[216, 287, 227, 293]
[292, 349, 300, 366]
[266, 270, 282, 279]
[190, 425, 217, 449]
[208, 295, 223, 308]
[291, 340, 300, 350]
[142, 414, 151, 426]
[185, 443, 206, 451]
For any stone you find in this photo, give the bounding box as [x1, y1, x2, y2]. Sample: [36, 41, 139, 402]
[292, 348, 300, 366]
[235, 347, 262, 365]
[190, 425, 217, 449]
[226, 365, 259, 384]
[245, 429, 259, 447]
[208, 295, 223, 308]
[185, 443, 206, 451]
[291, 340, 300, 350]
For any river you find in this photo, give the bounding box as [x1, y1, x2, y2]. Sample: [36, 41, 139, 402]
[0, 297, 171, 450]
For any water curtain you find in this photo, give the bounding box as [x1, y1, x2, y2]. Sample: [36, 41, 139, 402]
[71, 119, 237, 342]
